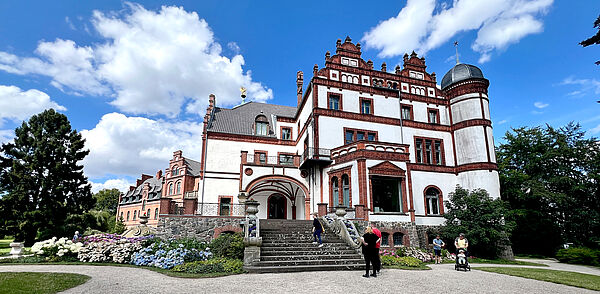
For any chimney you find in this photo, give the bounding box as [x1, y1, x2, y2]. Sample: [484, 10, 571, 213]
[313, 64, 318, 76]
[381, 62, 387, 72]
[156, 169, 163, 179]
[296, 71, 304, 107]
[395, 65, 401, 75]
[208, 94, 216, 108]
[173, 150, 183, 160]
[367, 60, 373, 70]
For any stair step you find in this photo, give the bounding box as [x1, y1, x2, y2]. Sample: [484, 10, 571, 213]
[260, 249, 358, 256]
[254, 258, 364, 267]
[261, 254, 361, 261]
[245, 264, 365, 274]
[260, 245, 352, 251]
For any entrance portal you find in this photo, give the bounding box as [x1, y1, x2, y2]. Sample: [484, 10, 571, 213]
[268, 194, 287, 219]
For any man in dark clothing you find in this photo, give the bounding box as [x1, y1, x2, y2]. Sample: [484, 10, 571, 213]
[362, 226, 378, 278]
[312, 212, 324, 247]
[371, 223, 382, 274]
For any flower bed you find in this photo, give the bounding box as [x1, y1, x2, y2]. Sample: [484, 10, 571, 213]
[381, 255, 423, 267]
[131, 241, 212, 269]
[396, 246, 434, 262]
[77, 233, 152, 263]
[31, 237, 83, 261]
[172, 258, 244, 274]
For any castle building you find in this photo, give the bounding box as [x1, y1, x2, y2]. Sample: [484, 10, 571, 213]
[116, 37, 499, 245]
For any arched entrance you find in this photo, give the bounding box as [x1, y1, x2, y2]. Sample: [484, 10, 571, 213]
[267, 194, 287, 219]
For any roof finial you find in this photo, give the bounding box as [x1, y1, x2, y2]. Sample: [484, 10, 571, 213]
[240, 87, 247, 104]
[454, 41, 460, 64]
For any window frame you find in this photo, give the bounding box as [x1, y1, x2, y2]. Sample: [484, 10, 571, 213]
[254, 150, 268, 164]
[327, 93, 342, 110]
[218, 196, 234, 216]
[280, 126, 292, 141]
[255, 115, 269, 136]
[277, 152, 295, 166]
[414, 137, 445, 165]
[343, 128, 378, 145]
[359, 97, 374, 115]
[427, 108, 440, 124]
[154, 208, 159, 220]
[400, 104, 414, 121]
[424, 186, 444, 215]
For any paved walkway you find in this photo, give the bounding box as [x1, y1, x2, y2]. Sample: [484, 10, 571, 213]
[0, 260, 597, 294]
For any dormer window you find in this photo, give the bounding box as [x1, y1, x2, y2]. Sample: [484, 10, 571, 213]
[255, 115, 269, 136]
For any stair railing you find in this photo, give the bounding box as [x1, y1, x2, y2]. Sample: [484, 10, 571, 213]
[320, 207, 362, 253]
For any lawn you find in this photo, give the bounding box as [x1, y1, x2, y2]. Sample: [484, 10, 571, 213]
[475, 267, 600, 291]
[0, 238, 31, 256]
[0, 272, 90, 294]
[469, 258, 548, 266]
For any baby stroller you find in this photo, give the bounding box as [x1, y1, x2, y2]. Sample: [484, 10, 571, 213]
[454, 250, 471, 271]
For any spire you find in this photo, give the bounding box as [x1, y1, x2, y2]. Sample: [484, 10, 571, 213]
[454, 41, 460, 64]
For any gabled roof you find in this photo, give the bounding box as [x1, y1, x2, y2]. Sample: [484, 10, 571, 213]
[207, 102, 296, 137]
[184, 158, 202, 176]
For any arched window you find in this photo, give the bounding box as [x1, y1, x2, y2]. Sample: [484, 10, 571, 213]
[425, 187, 441, 215]
[393, 232, 404, 246]
[172, 166, 178, 176]
[154, 208, 159, 219]
[133, 210, 137, 220]
[381, 232, 390, 247]
[176, 181, 181, 194]
[168, 183, 173, 195]
[331, 177, 339, 207]
[342, 175, 350, 207]
[126, 211, 130, 221]
[255, 115, 269, 136]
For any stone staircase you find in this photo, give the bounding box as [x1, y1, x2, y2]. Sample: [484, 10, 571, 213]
[245, 219, 364, 273]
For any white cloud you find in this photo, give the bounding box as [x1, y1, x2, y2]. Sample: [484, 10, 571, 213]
[590, 124, 600, 135]
[0, 85, 66, 125]
[91, 178, 134, 193]
[65, 16, 76, 30]
[561, 77, 600, 97]
[534, 101, 549, 109]
[496, 119, 508, 125]
[362, 0, 552, 62]
[0, 4, 272, 117]
[0, 129, 13, 144]
[81, 112, 203, 179]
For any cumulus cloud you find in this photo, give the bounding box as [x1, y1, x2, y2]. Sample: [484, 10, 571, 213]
[81, 112, 203, 179]
[533, 101, 548, 109]
[91, 178, 134, 193]
[0, 3, 272, 117]
[363, 0, 552, 62]
[0, 85, 66, 125]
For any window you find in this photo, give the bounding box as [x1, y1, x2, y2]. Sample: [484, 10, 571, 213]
[328, 95, 341, 110]
[219, 197, 232, 216]
[154, 208, 158, 220]
[176, 181, 181, 194]
[381, 232, 390, 246]
[360, 98, 373, 114]
[255, 115, 269, 136]
[345, 130, 354, 144]
[371, 176, 403, 213]
[256, 152, 267, 164]
[281, 127, 292, 140]
[425, 187, 441, 215]
[168, 183, 173, 195]
[344, 128, 377, 144]
[278, 154, 294, 166]
[331, 177, 339, 207]
[401, 105, 412, 120]
[367, 133, 376, 141]
[393, 233, 404, 246]
[127, 211, 130, 221]
[342, 175, 350, 207]
[133, 210, 137, 220]
[415, 138, 444, 165]
[428, 109, 439, 124]
[356, 132, 365, 141]
[172, 166, 178, 176]
[147, 209, 150, 217]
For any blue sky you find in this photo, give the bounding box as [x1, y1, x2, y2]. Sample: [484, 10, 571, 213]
[0, 0, 598, 192]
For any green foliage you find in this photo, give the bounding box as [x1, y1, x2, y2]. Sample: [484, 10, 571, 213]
[0, 109, 93, 245]
[171, 258, 244, 274]
[0, 255, 46, 264]
[497, 123, 600, 255]
[144, 237, 208, 253]
[209, 232, 244, 260]
[380, 255, 423, 267]
[555, 247, 600, 266]
[93, 188, 120, 215]
[111, 217, 126, 234]
[441, 186, 515, 259]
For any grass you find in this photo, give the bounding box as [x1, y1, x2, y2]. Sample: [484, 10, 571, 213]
[475, 267, 600, 291]
[0, 272, 90, 294]
[0, 238, 31, 256]
[0, 258, 241, 279]
[431, 258, 547, 266]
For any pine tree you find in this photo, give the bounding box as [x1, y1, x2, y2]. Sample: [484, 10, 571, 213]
[580, 14, 600, 65]
[0, 109, 93, 245]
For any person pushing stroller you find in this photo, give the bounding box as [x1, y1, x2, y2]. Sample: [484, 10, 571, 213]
[454, 233, 471, 271]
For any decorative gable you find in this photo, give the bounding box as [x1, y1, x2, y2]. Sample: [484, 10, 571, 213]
[369, 161, 406, 177]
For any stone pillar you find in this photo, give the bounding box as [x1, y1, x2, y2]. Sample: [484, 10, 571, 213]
[243, 200, 262, 267]
[334, 206, 347, 219]
[9, 242, 24, 257]
[317, 203, 328, 216]
[183, 199, 197, 215]
[354, 204, 365, 220]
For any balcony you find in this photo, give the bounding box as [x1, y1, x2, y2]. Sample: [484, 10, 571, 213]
[300, 147, 332, 169]
[330, 140, 410, 162]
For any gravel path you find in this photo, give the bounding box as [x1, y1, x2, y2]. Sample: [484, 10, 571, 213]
[1, 260, 597, 294]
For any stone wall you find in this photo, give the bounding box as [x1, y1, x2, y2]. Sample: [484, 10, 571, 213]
[354, 220, 443, 249]
[156, 215, 244, 242]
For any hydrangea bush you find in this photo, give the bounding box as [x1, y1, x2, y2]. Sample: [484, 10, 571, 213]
[396, 247, 434, 262]
[31, 237, 83, 261]
[131, 241, 212, 269]
[77, 233, 151, 263]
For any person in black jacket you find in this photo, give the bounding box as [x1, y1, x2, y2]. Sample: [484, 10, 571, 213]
[312, 212, 324, 247]
[362, 226, 378, 278]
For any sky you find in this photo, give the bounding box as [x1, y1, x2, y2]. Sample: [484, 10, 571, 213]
[0, 0, 598, 193]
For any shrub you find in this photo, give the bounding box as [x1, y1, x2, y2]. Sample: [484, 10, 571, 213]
[209, 233, 244, 260]
[130, 241, 212, 269]
[0, 255, 46, 264]
[172, 258, 244, 274]
[556, 247, 600, 266]
[395, 247, 433, 262]
[31, 237, 83, 262]
[381, 255, 423, 267]
[77, 233, 152, 263]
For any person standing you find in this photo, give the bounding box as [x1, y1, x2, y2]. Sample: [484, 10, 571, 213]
[312, 212, 324, 248]
[454, 233, 469, 256]
[432, 235, 445, 264]
[72, 231, 80, 242]
[371, 223, 382, 274]
[361, 226, 378, 278]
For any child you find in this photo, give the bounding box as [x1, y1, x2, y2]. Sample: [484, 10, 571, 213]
[457, 249, 467, 265]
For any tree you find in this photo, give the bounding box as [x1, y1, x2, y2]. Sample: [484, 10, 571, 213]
[497, 123, 600, 255]
[441, 186, 515, 259]
[0, 109, 93, 245]
[580, 14, 600, 65]
[93, 188, 120, 215]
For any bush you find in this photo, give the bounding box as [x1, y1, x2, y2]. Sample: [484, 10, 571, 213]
[209, 233, 244, 260]
[77, 233, 151, 263]
[380, 255, 423, 267]
[31, 237, 83, 262]
[395, 247, 433, 262]
[172, 258, 244, 274]
[0, 255, 46, 264]
[556, 247, 600, 266]
[130, 241, 212, 269]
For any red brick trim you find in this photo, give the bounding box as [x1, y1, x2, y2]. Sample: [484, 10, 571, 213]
[357, 159, 367, 207]
[443, 79, 489, 99]
[253, 150, 268, 164]
[244, 168, 253, 176]
[207, 132, 296, 146]
[406, 167, 416, 222]
[244, 174, 309, 200]
[453, 118, 492, 131]
[328, 165, 352, 208]
[407, 162, 498, 173]
[217, 196, 234, 216]
[314, 77, 399, 98]
[213, 225, 243, 238]
[368, 161, 406, 177]
[327, 92, 343, 110]
[402, 120, 451, 132]
[359, 97, 374, 115]
[423, 185, 444, 215]
[280, 126, 293, 141]
[276, 116, 295, 123]
[333, 149, 410, 165]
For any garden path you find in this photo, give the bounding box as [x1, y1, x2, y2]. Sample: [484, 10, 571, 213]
[0, 262, 597, 294]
